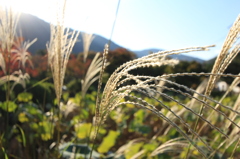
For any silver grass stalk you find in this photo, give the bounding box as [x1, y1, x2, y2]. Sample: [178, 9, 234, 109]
[198, 74, 240, 134]
[0, 5, 20, 53]
[94, 45, 221, 158]
[11, 32, 37, 68]
[95, 44, 109, 124]
[90, 44, 109, 159]
[82, 32, 95, 62]
[195, 15, 240, 137]
[0, 53, 5, 74]
[155, 75, 168, 97]
[114, 138, 147, 158]
[165, 79, 208, 133]
[207, 84, 240, 158]
[205, 15, 240, 96]
[152, 78, 208, 139]
[46, 0, 80, 104]
[210, 120, 240, 159]
[0, 5, 20, 74]
[130, 150, 146, 159]
[225, 92, 240, 128]
[96, 46, 213, 126]
[0, 70, 30, 90]
[81, 52, 108, 97]
[185, 15, 240, 159]
[151, 137, 189, 157]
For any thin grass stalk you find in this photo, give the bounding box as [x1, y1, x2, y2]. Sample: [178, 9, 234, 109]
[116, 138, 146, 154]
[0, 5, 20, 157]
[90, 44, 109, 159]
[90, 116, 104, 159]
[153, 84, 240, 127]
[95, 46, 233, 158]
[147, 86, 236, 136]
[205, 15, 240, 96]
[221, 120, 240, 155]
[95, 44, 109, 130]
[123, 73, 240, 114]
[80, 52, 108, 150]
[125, 91, 212, 151]
[81, 52, 106, 97]
[98, 77, 231, 157]
[121, 85, 228, 151]
[227, 138, 240, 159]
[81, 32, 95, 62]
[85, 30, 238, 158]
[185, 15, 240, 159]
[151, 137, 189, 157]
[100, 46, 214, 109]
[208, 122, 240, 158]
[154, 79, 208, 137]
[46, 0, 80, 157]
[117, 101, 208, 158]
[198, 74, 240, 135]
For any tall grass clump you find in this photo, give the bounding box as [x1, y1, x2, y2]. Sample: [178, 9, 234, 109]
[93, 15, 240, 158]
[0, 0, 240, 158]
[46, 0, 80, 156]
[0, 6, 36, 120]
[0, 4, 37, 158]
[47, 0, 79, 106]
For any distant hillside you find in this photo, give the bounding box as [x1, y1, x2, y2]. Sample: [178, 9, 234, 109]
[134, 49, 205, 63]
[16, 13, 121, 54]
[16, 13, 205, 62]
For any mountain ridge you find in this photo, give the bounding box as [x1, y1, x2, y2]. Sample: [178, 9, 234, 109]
[16, 13, 205, 62]
[17, 13, 122, 54]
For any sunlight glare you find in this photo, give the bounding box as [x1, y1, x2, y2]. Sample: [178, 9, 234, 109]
[0, 0, 31, 13]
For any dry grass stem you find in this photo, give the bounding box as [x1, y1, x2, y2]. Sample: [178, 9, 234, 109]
[151, 137, 189, 157]
[0, 52, 6, 74]
[93, 45, 227, 157]
[47, 0, 80, 103]
[0, 5, 20, 53]
[81, 52, 108, 97]
[205, 15, 240, 96]
[81, 32, 95, 62]
[0, 5, 20, 74]
[0, 70, 30, 89]
[114, 138, 147, 158]
[11, 33, 37, 68]
[198, 74, 240, 134]
[95, 44, 109, 125]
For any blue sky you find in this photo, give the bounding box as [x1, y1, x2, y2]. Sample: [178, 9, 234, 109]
[2, 0, 240, 60]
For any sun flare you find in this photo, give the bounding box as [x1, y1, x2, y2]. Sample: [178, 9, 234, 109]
[0, 0, 55, 17]
[0, 0, 31, 13]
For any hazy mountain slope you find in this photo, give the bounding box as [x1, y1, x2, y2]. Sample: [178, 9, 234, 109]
[16, 13, 205, 62]
[16, 13, 121, 54]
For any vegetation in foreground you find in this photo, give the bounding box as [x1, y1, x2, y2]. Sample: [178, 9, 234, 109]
[0, 1, 240, 159]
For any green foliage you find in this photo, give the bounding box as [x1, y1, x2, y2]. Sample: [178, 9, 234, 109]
[97, 130, 120, 153]
[28, 80, 55, 105]
[0, 9, 239, 158]
[75, 123, 92, 139]
[38, 121, 52, 141]
[17, 92, 33, 102]
[0, 101, 17, 112]
[18, 112, 29, 122]
[124, 142, 144, 159]
[129, 109, 151, 135]
[1, 147, 8, 159]
[15, 124, 26, 147]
